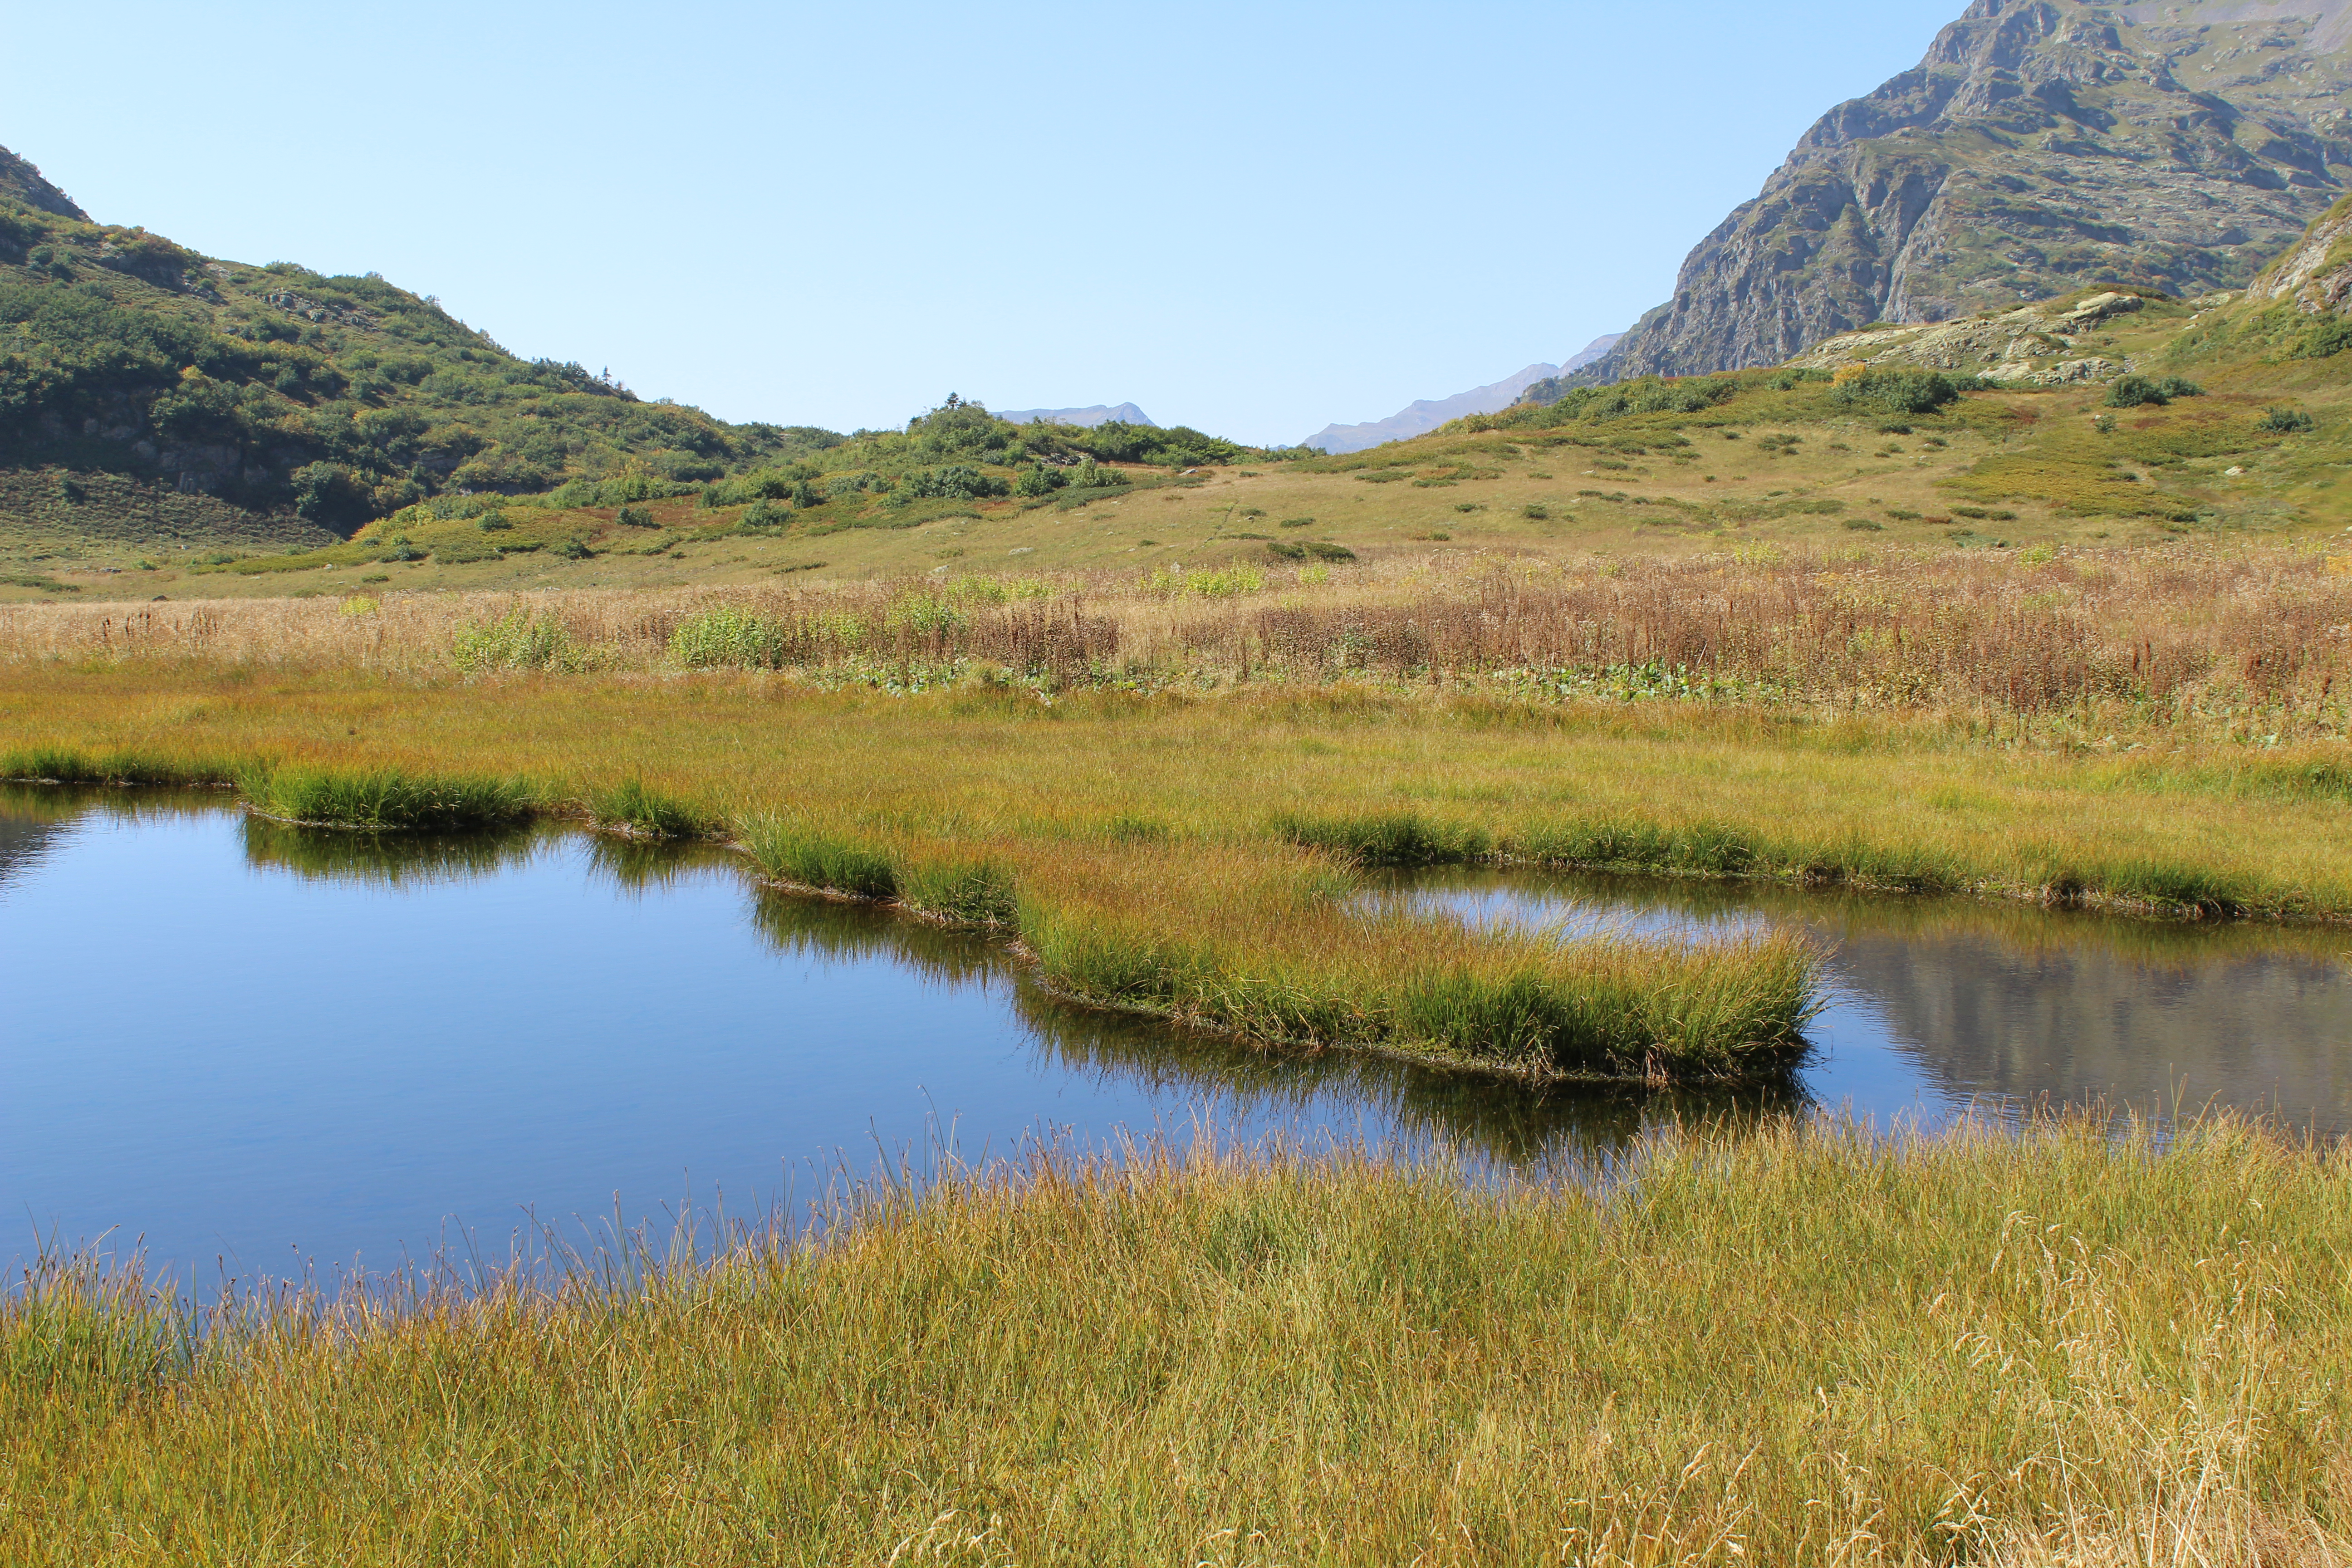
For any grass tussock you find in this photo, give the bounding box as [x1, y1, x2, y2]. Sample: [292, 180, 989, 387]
[0, 744, 229, 787]
[4, 1114, 2347, 1564]
[583, 775, 723, 839]
[238, 764, 536, 831]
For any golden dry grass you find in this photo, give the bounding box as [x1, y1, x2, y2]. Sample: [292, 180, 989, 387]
[4, 544, 2344, 744]
[5, 1114, 2347, 1565]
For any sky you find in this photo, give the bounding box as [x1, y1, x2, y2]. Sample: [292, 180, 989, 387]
[10, 0, 1967, 446]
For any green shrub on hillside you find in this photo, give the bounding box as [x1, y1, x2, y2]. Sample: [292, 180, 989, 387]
[1827, 368, 1960, 416]
[898, 465, 1009, 501]
[2105, 374, 2203, 408]
[2295, 318, 2352, 358]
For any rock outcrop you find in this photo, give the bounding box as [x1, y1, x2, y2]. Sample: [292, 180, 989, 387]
[1577, 0, 2352, 384]
[1785, 285, 2190, 382]
[2243, 189, 2352, 311]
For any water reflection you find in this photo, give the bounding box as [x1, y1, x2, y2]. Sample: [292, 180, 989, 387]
[1381, 866, 2352, 1137]
[7, 791, 2346, 1281]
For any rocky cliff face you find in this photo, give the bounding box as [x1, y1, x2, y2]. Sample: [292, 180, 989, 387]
[1578, 0, 2352, 384]
[2243, 188, 2352, 310]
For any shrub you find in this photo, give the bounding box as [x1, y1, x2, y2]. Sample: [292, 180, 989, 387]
[616, 505, 656, 527]
[1014, 463, 1064, 497]
[2296, 318, 2352, 359]
[1277, 516, 1315, 528]
[1827, 368, 1960, 416]
[1306, 541, 1355, 562]
[2103, 375, 2196, 408]
[901, 465, 1009, 501]
[1522, 503, 1549, 520]
[477, 513, 512, 532]
[790, 480, 823, 509]
[740, 499, 789, 531]
[2259, 406, 2315, 434]
[551, 536, 592, 560]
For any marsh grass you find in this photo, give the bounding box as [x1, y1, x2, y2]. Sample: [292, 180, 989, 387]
[4, 1114, 2347, 1565]
[0, 745, 227, 787]
[238, 764, 536, 831]
[10, 544, 2348, 746]
[584, 775, 722, 839]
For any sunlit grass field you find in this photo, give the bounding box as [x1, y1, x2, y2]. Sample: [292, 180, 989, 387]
[5, 1114, 2347, 1565]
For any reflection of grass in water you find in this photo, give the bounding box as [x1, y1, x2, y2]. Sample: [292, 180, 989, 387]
[239, 816, 546, 887]
[1010, 969, 1809, 1169]
[0, 781, 230, 826]
[1390, 864, 2352, 974]
[747, 886, 1002, 990]
[745, 887, 1808, 1168]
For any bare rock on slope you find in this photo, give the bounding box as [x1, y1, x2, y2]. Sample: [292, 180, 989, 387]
[1577, 0, 2352, 386]
[1788, 286, 2154, 382]
[2244, 189, 2352, 311]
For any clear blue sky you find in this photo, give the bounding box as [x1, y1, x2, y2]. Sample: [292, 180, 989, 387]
[12, 1, 1965, 446]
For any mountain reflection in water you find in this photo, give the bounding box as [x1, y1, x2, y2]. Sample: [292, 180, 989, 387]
[1377, 867, 2352, 1138]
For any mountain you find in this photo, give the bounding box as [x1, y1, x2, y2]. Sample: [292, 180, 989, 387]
[0, 148, 85, 221]
[995, 402, 1156, 428]
[0, 143, 820, 536]
[1303, 338, 1620, 454]
[1572, 0, 2352, 388]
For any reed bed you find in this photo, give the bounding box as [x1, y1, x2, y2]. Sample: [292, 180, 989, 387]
[5, 1114, 2347, 1565]
[4, 543, 2347, 740]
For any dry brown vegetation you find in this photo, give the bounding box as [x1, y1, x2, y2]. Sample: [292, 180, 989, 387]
[7, 544, 2346, 741]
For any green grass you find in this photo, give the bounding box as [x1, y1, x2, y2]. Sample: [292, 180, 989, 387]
[237, 764, 535, 831]
[0, 745, 227, 786]
[584, 775, 722, 839]
[5, 1113, 2346, 1564]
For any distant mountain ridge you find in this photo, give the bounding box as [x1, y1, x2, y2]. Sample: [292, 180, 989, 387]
[1574, 0, 2352, 387]
[1303, 336, 1619, 453]
[995, 402, 1156, 428]
[0, 141, 821, 533]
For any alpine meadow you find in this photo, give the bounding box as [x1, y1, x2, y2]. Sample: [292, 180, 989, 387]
[7, 1, 2352, 1563]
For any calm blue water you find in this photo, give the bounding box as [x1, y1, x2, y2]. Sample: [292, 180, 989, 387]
[4, 792, 2346, 1281]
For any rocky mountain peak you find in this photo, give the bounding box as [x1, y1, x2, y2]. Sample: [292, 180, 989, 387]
[1571, 0, 2352, 388]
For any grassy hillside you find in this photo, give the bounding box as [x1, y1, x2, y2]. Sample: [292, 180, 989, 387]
[23, 298, 2347, 603]
[15, 152, 2352, 606]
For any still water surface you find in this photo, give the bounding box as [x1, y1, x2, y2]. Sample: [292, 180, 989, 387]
[3, 789, 2346, 1279]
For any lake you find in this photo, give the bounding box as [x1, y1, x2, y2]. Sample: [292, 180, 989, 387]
[4, 788, 2345, 1282]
